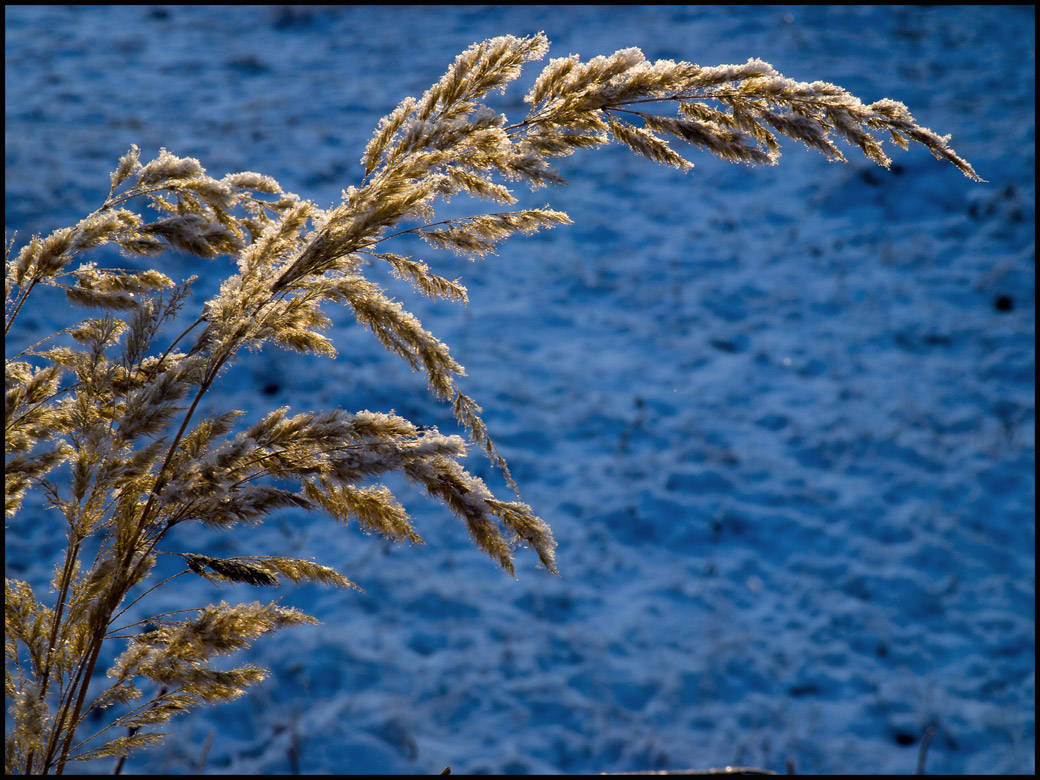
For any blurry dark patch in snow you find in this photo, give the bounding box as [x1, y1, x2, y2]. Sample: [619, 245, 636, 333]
[514, 590, 575, 623]
[370, 717, 419, 760]
[893, 329, 954, 352]
[226, 54, 270, 76]
[409, 632, 449, 656]
[710, 335, 749, 353]
[993, 293, 1014, 312]
[270, 6, 317, 30]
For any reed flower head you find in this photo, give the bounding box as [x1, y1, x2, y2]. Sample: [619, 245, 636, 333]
[5, 32, 978, 775]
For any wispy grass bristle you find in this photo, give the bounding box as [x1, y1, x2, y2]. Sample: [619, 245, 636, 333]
[5, 32, 979, 775]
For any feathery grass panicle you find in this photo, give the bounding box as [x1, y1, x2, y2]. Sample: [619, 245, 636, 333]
[5, 32, 979, 774]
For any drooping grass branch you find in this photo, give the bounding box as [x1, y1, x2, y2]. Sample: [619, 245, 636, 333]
[5, 32, 979, 774]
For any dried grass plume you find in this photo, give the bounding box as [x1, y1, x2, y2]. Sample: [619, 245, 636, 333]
[5, 32, 980, 775]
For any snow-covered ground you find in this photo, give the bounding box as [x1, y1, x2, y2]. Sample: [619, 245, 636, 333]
[5, 5, 1034, 775]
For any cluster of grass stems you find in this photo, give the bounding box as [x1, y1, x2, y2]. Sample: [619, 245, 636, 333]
[5, 33, 978, 774]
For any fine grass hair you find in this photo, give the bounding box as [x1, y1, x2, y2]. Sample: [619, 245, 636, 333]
[5, 33, 980, 774]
